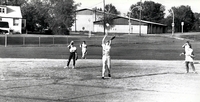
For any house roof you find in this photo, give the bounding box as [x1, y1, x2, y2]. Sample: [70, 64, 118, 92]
[76, 8, 166, 26]
[0, 5, 22, 18]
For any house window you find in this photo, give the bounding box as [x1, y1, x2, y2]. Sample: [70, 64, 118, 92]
[0, 7, 5, 13]
[13, 18, 19, 26]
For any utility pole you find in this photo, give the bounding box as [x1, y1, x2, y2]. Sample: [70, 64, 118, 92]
[5, 0, 7, 5]
[128, 6, 141, 34]
[170, 9, 174, 36]
[103, 0, 105, 35]
[139, 0, 142, 36]
[181, 22, 184, 34]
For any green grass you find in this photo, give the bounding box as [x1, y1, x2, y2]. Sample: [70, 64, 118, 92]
[180, 34, 200, 41]
[1, 33, 200, 60]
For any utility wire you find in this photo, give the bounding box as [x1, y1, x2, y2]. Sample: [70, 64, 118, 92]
[85, 0, 103, 9]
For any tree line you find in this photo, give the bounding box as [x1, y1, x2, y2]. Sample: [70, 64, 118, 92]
[1, 0, 200, 34]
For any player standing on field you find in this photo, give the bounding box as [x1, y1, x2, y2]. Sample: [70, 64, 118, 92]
[180, 47, 197, 74]
[80, 41, 87, 59]
[64, 41, 77, 69]
[101, 33, 112, 79]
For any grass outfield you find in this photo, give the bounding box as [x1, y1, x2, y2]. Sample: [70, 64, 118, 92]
[0, 59, 200, 102]
[1, 33, 200, 60]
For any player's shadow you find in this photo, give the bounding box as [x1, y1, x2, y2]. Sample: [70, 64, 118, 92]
[76, 64, 131, 71]
[77, 66, 101, 69]
[115, 72, 184, 79]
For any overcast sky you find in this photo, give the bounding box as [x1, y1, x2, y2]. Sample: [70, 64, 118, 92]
[74, 0, 200, 17]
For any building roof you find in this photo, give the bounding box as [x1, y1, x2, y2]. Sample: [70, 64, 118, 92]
[76, 8, 105, 16]
[0, 5, 22, 18]
[118, 16, 167, 26]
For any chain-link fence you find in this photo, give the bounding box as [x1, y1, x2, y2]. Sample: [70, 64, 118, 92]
[0, 34, 138, 47]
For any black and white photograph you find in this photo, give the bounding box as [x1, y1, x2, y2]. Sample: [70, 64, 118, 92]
[0, 0, 200, 101]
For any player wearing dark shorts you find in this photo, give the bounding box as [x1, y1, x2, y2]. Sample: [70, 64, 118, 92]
[64, 41, 77, 69]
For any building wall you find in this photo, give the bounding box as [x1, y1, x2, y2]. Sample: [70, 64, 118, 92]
[72, 9, 166, 34]
[72, 14, 148, 34]
[94, 24, 148, 34]
[147, 24, 166, 34]
[2, 18, 22, 34]
[71, 15, 94, 32]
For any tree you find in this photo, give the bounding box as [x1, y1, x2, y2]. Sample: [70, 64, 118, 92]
[168, 6, 195, 32]
[21, 0, 79, 34]
[92, 7, 103, 11]
[104, 4, 120, 30]
[46, 0, 79, 34]
[21, 0, 49, 32]
[97, 4, 120, 30]
[193, 13, 200, 31]
[129, 1, 165, 23]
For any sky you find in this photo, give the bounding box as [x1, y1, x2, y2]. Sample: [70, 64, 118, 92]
[74, 0, 200, 17]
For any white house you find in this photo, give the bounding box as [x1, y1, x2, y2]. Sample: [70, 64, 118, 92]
[72, 8, 167, 34]
[0, 5, 22, 34]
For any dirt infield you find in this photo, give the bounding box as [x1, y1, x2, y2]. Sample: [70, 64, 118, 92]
[0, 58, 200, 102]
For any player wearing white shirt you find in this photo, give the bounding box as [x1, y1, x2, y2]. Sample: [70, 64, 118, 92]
[101, 34, 112, 79]
[80, 41, 87, 59]
[64, 41, 77, 69]
[180, 47, 197, 73]
[182, 41, 192, 52]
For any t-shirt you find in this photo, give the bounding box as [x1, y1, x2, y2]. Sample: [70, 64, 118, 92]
[185, 48, 194, 62]
[69, 45, 77, 53]
[102, 44, 111, 56]
[81, 43, 87, 51]
[184, 44, 190, 51]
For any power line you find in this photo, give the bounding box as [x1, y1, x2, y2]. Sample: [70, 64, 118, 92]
[86, 1, 103, 9]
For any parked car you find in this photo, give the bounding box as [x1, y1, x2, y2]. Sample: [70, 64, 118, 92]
[0, 21, 10, 34]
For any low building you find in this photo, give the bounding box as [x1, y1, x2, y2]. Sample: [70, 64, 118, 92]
[72, 8, 167, 34]
[0, 5, 23, 34]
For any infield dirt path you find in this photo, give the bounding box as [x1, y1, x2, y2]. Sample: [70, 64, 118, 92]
[0, 58, 200, 102]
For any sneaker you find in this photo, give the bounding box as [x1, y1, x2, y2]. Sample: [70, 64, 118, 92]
[108, 74, 111, 77]
[72, 66, 75, 69]
[193, 71, 198, 74]
[64, 66, 69, 69]
[102, 77, 105, 79]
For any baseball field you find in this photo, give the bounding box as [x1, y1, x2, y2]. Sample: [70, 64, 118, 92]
[0, 33, 200, 102]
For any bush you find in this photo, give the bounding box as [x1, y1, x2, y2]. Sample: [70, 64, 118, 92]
[43, 29, 53, 35]
[58, 28, 70, 35]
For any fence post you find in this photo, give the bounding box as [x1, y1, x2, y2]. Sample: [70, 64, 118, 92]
[128, 35, 129, 43]
[39, 36, 40, 47]
[5, 33, 7, 47]
[67, 36, 68, 44]
[53, 36, 54, 45]
[23, 36, 25, 46]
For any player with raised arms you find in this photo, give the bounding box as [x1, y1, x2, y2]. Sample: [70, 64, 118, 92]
[101, 33, 115, 79]
[64, 41, 77, 69]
